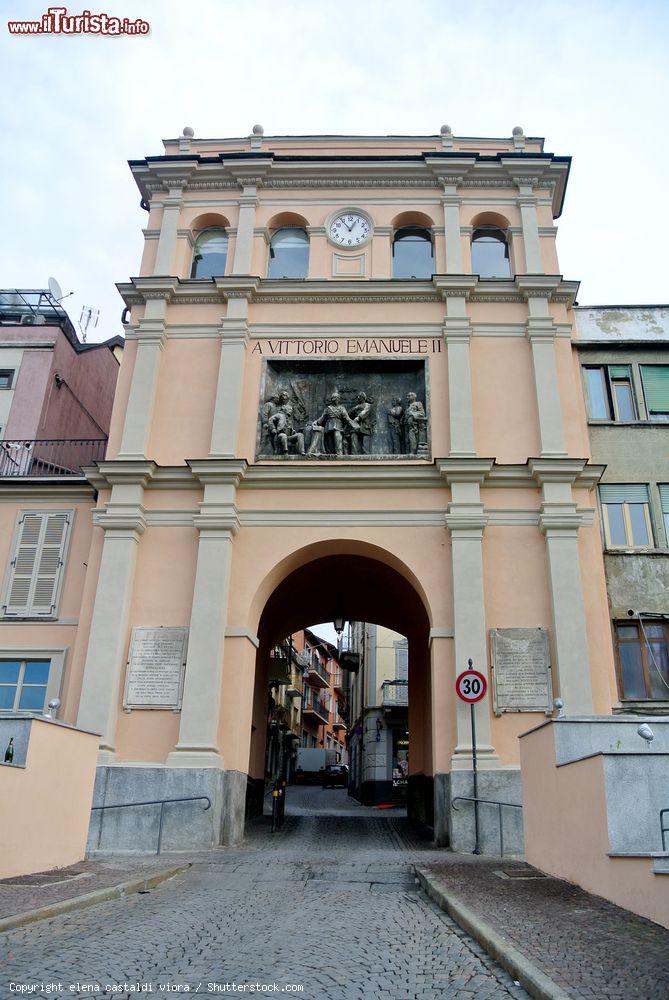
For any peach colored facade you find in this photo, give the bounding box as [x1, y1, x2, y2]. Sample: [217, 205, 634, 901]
[520, 722, 669, 929]
[0, 128, 620, 849]
[0, 718, 98, 878]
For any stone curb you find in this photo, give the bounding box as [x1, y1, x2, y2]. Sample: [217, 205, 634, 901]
[0, 865, 189, 935]
[414, 866, 572, 1000]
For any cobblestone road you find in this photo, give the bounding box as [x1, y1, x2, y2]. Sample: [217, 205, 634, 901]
[0, 813, 527, 1000]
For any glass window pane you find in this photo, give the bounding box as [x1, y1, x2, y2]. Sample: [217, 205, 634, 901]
[0, 661, 21, 683]
[618, 641, 647, 699]
[628, 504, 650, 545]
[24, 661, 50, 684]
[644, 624, 665, 639]
[616, 625, 639, 639]
[392, 228, 433, 279]
[18, 685, 47, 711]
[471, 229, 511, 278]
[191, 229, 228, 279]
[605, 503, 627, 545]
[0, 686, 16, 709]
[648, 641, 669, 699]
[267, 229, 309, 279]
[586, 368, 610, 419]
[613, 381, 635, 421]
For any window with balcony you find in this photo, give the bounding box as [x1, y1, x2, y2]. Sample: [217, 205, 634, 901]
[471, 226, 511, 278]
[0, 658, 51, 712]
[584, 365, 637, 421]
[615, 621, 669, 701]
[640, 365, 669, 421]
[599, 485, 653, 548]
[392, 227, 433, 279]
[190, 228, 228, 279]
[267, 228, 309, 279]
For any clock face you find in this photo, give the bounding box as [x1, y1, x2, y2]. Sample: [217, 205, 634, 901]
[329, 212, 372, 248]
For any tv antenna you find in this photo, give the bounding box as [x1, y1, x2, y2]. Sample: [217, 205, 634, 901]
[78, 306, 99, 343]
[48, 276, 73, 304]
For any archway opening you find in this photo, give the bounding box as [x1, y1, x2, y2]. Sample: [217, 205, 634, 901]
[247, 552, 433, 834]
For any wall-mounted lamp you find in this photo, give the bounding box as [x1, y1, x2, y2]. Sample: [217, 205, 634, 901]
[333, 616, 345, 635]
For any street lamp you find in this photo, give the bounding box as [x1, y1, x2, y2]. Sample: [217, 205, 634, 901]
[333, 615, 345, 635]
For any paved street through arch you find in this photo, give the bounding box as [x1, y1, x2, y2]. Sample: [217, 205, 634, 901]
[0, 810, 527, 1000]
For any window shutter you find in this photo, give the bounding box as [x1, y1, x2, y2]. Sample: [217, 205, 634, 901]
[659, 485, 669, 514]
[599, 484, 649, 504]
[640, 366, 669, 413]
[608, 365, 631, 379]
[4, 511, 70, 617]
[395, 644, 408, 681]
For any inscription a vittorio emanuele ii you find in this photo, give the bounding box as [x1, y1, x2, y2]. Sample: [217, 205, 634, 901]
[490, 628, 552, 715]
[124, 627, 188, 710]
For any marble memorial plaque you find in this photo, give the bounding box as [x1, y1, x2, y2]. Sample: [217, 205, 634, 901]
[490, 628, 552, 714]
[124, 627, 188, 710]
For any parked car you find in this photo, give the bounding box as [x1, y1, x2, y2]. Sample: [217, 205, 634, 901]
[322, 763, 349, 788]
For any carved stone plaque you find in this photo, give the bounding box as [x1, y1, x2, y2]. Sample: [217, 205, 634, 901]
[123, 627, 188, 710]
[256, 359, 429, 460]
[490, 628, 552, 715]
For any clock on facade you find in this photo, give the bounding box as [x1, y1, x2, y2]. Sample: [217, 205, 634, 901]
[328, 212, 372, 248]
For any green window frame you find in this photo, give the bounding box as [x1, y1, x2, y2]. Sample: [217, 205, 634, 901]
[640, 365, 669, 420]
[599, 484, 653, 548]
[659, 485, 669, 544]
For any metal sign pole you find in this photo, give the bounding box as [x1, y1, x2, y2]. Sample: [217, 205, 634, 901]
[470, 701, 481, 855]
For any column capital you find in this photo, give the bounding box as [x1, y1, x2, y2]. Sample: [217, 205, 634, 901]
[528, 457, 588, 486]
[436, 458, 494, 484]
[213, 276, 260, 300]
[432, 275, 478, 299]
[442, 317, 473, 343]
[192, 509, 240, 537]
[92, 507, 146, 537]
[187, 458, 248, 486]
[514, 275, 562, 298]
[445, 504, 488, 534]
[129, 276, 179, 302]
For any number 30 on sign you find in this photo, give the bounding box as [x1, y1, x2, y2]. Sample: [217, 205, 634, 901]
[455, 669, 487, 703]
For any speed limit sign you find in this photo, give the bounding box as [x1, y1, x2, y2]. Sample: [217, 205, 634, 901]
[455, 669, 487, 704]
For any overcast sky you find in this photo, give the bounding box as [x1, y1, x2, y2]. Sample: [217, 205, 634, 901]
[1, 0, 667, 342]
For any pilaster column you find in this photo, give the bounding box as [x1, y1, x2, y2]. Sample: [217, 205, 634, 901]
[531, 460, 594, 713]
[441, 181, 463, 273]
[517, 280, 566, 457]
[441, 463, 497, 768]
[118, 280, 175, 460]
[514, 178, 542, 273]
[232, 183, 260, 275]
[153, 185, 184, 275]
[167, 462, 246, 768]
[435, 277, 478, 457]
[77, 489, 147, 760]
[209, 288, 254, 458]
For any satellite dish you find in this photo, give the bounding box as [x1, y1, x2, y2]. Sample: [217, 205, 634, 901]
[48, 276, 63, 301]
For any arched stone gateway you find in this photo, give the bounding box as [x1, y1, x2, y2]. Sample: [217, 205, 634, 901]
[249, 546, 433, 830]
[64, 129, 617, 855]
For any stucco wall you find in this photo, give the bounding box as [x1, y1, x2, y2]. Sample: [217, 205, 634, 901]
[0, 716, 98, 878]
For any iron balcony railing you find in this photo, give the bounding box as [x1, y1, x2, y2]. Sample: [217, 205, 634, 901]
[298, 649, 330, 688]
[302, 693, 330, 724]
[0, 438, 107, 477]
[382, 680, 408, 706]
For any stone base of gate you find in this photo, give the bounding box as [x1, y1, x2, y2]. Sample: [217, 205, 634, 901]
[434, 769, 523, 854]
[86, 766, 249, 854]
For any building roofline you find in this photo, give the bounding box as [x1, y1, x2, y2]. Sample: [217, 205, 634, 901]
[575, 304, 669, 310]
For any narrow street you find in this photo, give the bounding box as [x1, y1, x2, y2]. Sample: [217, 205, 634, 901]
[0, 799, 527, 999]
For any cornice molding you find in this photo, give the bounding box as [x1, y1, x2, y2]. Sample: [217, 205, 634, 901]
[83, 457, 604, 494]
[0, 481, 95, 502]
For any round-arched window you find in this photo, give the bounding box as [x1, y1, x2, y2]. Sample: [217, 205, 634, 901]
[392, 227, 433, 279]
[471, 226, 511, 279]
[268, 228, 309, 279]
[190, 228, 228, 279]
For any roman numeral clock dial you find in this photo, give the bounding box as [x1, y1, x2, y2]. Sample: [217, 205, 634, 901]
[328, 212, 372, 247]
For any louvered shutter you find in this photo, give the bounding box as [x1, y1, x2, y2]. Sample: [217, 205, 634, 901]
[395, 644, 408, 681]
[608, 365, 631, 379]
[4, 511, 70, 617]
[599, 484, 650, 503]
[640, 366, 669, 414]
[659, 485, 669, 514]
